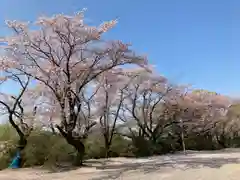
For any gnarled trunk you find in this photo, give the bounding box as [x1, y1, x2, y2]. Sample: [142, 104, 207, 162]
[74, 148, 85, 166]
[9, 115, 28, 168]
[104, 142, 110, 158]
[68, 138, 85, 166]
[18, 136, 27, 167]
[56, 125, 85, 166]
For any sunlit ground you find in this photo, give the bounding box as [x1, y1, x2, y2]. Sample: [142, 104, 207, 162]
[1, 149, 240, 180]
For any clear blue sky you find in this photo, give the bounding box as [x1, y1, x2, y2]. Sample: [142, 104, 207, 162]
[0, 0, 240, 96]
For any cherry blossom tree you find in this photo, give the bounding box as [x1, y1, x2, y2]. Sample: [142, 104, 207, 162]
[93, 68, 135, 157]
[118, 70, 180, 154]
[182, 90, 230, 132]
[118, 69, 231, 154]
[0, 9, 150, 165]
[0, 58, 37, 167]
[166, 89, 231, 151]
[217, 102, 240, 146]
[24, 83, 62, 133]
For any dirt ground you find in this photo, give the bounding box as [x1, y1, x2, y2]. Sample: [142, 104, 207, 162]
[1, 149, 240, 180]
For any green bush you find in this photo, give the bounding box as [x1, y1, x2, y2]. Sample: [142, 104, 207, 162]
[229, 137, 240, 148]
[130, 135, 153, 157]
[110, 135, 132, 157]
[0, 126, 133, 169]
[85, 134, 132, 159]
[0, 124, 18, 142]
[85, 135, 105, 159]
[0, 124, 18, 169]
[0, 143, 17, 170]
[23, 131, 75, 167]
[0, 127, 75, 169]
[3, 123, 240, 170]
[185, 133, 218, 150]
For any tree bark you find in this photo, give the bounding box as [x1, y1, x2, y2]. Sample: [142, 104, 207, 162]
[17, 135, 27, 167]
[103, 133, 110, 158]
[74, 145, 85, 166]
[181, 130, 186, 154]
[56, 125, 85, 166]
[104, 143, 110, 158]
[65, 136, 85, 166]
[179, 119, 186, 154]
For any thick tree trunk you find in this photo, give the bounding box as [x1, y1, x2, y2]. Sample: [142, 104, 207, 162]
[179, 119, 186, 154]
[104, 144, 110, 158]
[17, 135, 27, 167]
[18, 136, 27, 150]
[56, 125, 85, 166]
[65, 136, 85, 166]
[181, 131, 186, 154]
[74, 148, 84, 166]
[72, 140, 85, 166]
[216, 135, 227, 148]
[104, 135, 110, 158]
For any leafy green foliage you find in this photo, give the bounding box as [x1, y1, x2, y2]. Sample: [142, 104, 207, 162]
[2, 120, 240, 170]
[23, 131, 75, 167]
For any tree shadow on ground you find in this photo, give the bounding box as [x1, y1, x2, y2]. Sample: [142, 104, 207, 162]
[87, 154, 240, 180]
[46, 159, 122, 173]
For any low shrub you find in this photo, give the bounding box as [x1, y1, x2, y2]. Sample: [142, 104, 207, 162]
[2, 123, 240, 170]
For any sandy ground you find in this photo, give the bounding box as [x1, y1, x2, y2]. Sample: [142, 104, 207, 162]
[1, 149, 240, 180]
